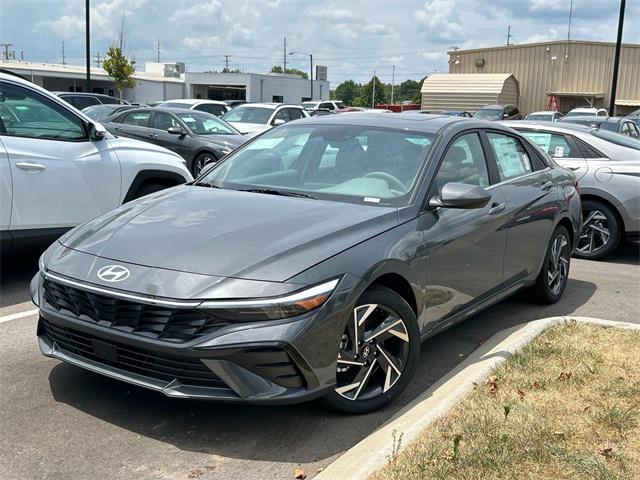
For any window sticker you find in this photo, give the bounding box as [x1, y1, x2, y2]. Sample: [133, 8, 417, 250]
[491, 137, 530, 178]
[554, 146, 564, 157]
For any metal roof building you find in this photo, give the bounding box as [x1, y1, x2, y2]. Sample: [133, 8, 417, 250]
[420, 73, 519, 112]
[446, 40, 640, 115]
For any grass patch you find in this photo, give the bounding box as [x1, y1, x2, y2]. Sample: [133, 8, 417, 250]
[372, 324, 640, 480]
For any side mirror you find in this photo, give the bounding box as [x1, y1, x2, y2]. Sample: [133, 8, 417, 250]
[428, 182, 491, 209]
[272, 118, 286, 126]
[89, 122, 107, 141]
[167, 126, 185, 135]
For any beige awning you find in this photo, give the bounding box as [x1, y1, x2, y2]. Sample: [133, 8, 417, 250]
[616, 99, 640, 106]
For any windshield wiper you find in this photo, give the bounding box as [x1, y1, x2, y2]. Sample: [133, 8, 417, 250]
[239, 188, 316, 199]
[192, 181, 221, 188]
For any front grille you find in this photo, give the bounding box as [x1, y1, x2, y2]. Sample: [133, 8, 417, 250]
[43, 278, 229, 343]
[41, 319, 227, 389]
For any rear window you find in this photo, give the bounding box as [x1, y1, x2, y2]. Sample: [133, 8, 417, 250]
[591, 130, 640, 151]
[518, 131, 573, 158]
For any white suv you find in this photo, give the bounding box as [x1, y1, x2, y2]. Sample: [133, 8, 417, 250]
[157, 99, 231, 118]
[565, 107, 608, 118]
[0, 72, 192, 252]
[221, 103, 309, 134]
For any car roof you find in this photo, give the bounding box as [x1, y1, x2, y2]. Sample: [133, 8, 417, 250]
[479, 105, 510, 109]
[162, 99, 228, 105]
[502, 120, 593, 133]
[293, 112, 511, 135]
[563, 116, 624, 125]
[527, 111, 558, 115]
[237, 103, 304, 109]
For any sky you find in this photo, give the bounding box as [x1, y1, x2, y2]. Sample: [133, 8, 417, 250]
[1, 0, 638, 85]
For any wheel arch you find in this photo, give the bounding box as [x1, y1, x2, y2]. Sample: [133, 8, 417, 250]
[123, 170, 187, 202]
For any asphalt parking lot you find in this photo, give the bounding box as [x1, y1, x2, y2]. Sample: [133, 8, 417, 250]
[1, 245, 638, 480]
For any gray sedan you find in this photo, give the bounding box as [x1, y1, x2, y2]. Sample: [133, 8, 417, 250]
[34, 114, 580, 414]
[104, 107, 248, 175]
[504, 120, 640, 259]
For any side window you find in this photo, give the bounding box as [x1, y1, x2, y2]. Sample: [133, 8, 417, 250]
[122, 111, 151, 127]
[519, 131, 573, 158]
[272, 109, 290, 123]
[195, 104, 226, 117]
[319, 102, 334, 110]
[0, 82, 87, 141]
[620, 122, 630, 136]
[628, 123, 640, 138]
[487, 133, 532, 181]
[433, 133, 490, 194]
[598, 110, 607, 117]
[152, 112, 178, 130]
[287, 108, 303, 120]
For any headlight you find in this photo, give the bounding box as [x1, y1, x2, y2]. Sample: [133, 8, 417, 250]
[198, 278, 339, 321]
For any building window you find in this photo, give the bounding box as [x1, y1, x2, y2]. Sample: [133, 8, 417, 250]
[272, 95, 284, 103]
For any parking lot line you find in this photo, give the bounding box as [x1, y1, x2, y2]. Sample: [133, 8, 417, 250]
[0, 309, 38, 324]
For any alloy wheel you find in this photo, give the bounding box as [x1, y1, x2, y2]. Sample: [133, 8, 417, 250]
[335, 304, 410, 401]
[547, 233, 569, 295]
[576, 209, 610, 254]
[194, 154, 214, 176]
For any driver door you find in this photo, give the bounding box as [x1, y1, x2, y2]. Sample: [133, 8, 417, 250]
[0, 80, 120, 231]
[419, 132, 507, 329]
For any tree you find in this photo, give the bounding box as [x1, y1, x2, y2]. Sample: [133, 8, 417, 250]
[103, 47, 136, 100]
[102, 18, 135, 100]
[222, 67, 242, 73]
[334, 80, 361, 106]
[270, 65, 308, 79]
[359, 75, 387, 107]
[398, 79, 420, 103]
[412, 76, 428, 104]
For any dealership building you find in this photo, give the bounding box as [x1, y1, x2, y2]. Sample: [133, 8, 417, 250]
[422, 40, 639, 115]
[0, 60, 330, 104]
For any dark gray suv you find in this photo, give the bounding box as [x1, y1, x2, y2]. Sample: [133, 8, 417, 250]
[33, 114, 580, 413]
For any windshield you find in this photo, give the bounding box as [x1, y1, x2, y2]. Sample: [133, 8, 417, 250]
[222, 106, 272, 124]
[474, 109, 502, 119]
[176, 111, 238, 135]
[565, 111, 593, 117]
[591, 129, 640, 151]
[301, 102, 318, 109]
[82, 105, 120, 120]
[526, 114, 552, 121]
[335, 101, 346, 109]
[161, 102, 191, 109]
[199, 124, 436, 206]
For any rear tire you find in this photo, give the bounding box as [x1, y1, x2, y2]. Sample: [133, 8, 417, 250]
[533, 225, 571, 304]
[574, 200, 620, 260]
[322, 285, 420, 414]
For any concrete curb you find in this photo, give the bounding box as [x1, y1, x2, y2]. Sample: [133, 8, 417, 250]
[316, 316, 640, 480]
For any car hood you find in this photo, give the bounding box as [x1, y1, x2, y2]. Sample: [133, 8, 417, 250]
[194, 133, 246, 149]
[59, 186, 398, 282]
[228, 122, 271, 134]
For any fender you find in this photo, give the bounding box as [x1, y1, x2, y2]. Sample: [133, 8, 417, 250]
[122, 170, 189, 203]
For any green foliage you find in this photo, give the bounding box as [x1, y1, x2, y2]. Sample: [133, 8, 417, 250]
[270, 65, 308, 79]
[334, 80, 361, 106]
[333, 76, 424, 107]
[222, 67, 242, 73]
[102, 46, 136, 99]
[359, 75, 388, 107]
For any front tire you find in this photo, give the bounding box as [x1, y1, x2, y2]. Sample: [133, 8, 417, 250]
[533, 225, 571, 304]
[192, 152, 217, 177]
[322, 285, 420, 414]
[574, 200, 620, 260]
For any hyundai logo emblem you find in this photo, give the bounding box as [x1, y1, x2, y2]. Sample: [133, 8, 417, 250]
[97, 265, 130, 283]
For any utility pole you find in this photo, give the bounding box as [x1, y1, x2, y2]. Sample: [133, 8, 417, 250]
[62, 41, 66, 65]
[391, 65, 395, 104]
[1, 43, 13, 61]
[223, 54, 231, 71]
[283, 37, 287, 74]
[609, 0, 626, 116]
[506, 25, 513, 46]
[371, 70, 376, 109]
[157, 39, 160, 62]
[85, 0, 91, 93]
[94, 51, 101, 68]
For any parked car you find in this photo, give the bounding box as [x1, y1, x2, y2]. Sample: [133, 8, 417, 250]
[81, 104, 135, 121]
[561, 116, 640, 138]
[0, 72, 192, 253]
[316, 100, 346, 111]
[221, 103, 309, 134]
[157, 99, 231, 118]
[225, 100, 247, 109]
[104, 107, 247, 175]
[54, 91, 124, 110]
[439, 110, 473, 118]
[565, 107, 608, 118]
[34, 113, 580, 414]
[525, 111, 564, 122]
[301, 101, 322, 111]
[474, 104, 522, 120]
[625, 108, 640, 127]
[503, 120, 640, 259]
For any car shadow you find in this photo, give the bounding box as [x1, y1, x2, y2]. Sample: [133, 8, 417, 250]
[47, 277, 596, 465]
[601, 242, 640, 266]
[0, 250, 40, 308]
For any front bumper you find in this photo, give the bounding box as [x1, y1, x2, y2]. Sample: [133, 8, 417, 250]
[35, 272, 355, 405]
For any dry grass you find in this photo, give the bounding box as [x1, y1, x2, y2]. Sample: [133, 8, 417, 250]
[371, 323, 640, 480]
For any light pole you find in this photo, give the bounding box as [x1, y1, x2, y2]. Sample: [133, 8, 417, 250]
[289, 51, 313, 100]
[85, 0, 91, 93]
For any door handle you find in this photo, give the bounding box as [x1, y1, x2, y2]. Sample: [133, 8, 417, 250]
[149, 133, 159, 139]
[15, 162, 46, 171]
[539, 181, 554, 191]
[488, 202, 506, 215]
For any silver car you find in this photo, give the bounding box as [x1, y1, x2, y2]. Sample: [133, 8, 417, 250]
[503, 120, 640, 259]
